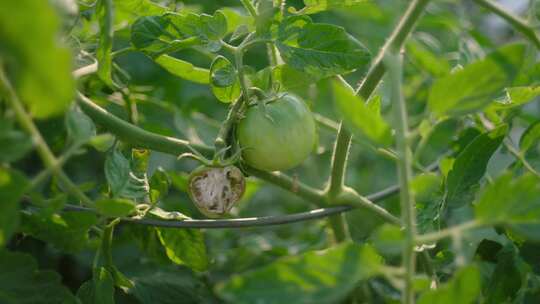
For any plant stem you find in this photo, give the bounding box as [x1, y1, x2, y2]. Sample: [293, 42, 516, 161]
[0, 69, 95, 208]
[415, 220, 481, 244]
[473, 0, 540, 50]
[240, 0, 258, 18]
[327, 214, 350, 243]
[214, 37, 252, 153]
[327, 123, 352, 198]
[385, 51, 416, 304]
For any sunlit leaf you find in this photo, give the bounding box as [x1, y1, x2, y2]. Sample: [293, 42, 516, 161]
[520, 120, 540, 153]
[157, 228, 208, 272]
[216, 243, 382, 304]
[295, 0, 368, 14]
[95, 198, 136, 217]
[428, 44, 526, 117]
[277, 15, 370, 78]
[491, 86, 540, 110]
[332, 79, 392, 146]
[417, 265, 480, 304]
[475, 172, 540, 225]
[154, 55, 209, 84]
[210, 56, 241, 103]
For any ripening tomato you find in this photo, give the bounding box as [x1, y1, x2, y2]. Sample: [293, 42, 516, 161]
[236, 94, 317, 171]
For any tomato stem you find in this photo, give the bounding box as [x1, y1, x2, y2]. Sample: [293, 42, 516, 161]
[0, 67, 95, 208]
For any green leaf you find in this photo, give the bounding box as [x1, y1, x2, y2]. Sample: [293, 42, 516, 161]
[0, 250, 78, 303]
[0, 168, 28, 247]
[483, 245, 524, 303]
[149, 167, 170, 204]
[210, 56, 241, 103]
[21, 211, 98, 252]
[216, 243, 382, 304]
[65, 108, 97, 145]
[127, 268, 215, 304]
[332, 79, 392, 146]
[156, 228, 208, 272]
[407, 40, 450, 77]
[154, 55, 210, 84]
[475, 172, 540, 225]
[277, 15, 370, 78]
[96, 0, 114, 86]
[297, 0, 368, 15]
[491, 86, 540, 110]
[113, 0, 167, 25]
[131, 11, 227, 54]
[417, 265, 480, 304]
[104, 149, 149, 200]
[95, 198, 136, 217]
[520, 121, 540, 153]
[444, 124, 507, 208]
[272, 64, 321, 90]
[0, 119, 33, 163]
[77, 268, 115, 304]
[372, 224, 403, 256]
[428, 44, 526, 117]
[413, 173, 443, 234]
[0, 0, 75, 118]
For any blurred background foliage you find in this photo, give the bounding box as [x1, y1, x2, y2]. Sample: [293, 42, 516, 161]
[1, 0, 540, 303]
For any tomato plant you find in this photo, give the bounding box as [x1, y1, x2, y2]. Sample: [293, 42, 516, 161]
[1, 0, 540, 303]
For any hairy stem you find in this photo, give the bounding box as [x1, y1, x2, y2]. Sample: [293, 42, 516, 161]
[385, 51, 416, 304]
[473, 0, 540, 50]
[0, 69, 95, 208]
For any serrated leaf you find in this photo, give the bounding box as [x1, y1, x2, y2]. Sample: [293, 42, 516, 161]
[20, 211, 98, 252]
[417, 265, 480, 304]
[66, 108, 96, 145]
[444, 124, 507, 208]
[0, 250, 78, 303]
[104, 149, 149, 200]
[95, 198, 136, 217]
[157, 228, 208, 272]
[0, 168, 28, 247]
[131, 11, 227, 55]
[475, 172, 540, 225]
[210, 56, 241, 103]
[520, 121, 540, 153]
[96, 0, 114, 86]
[154, 55, 209, 84]
[332, 79, 392, 146]
[428, 44, 526, 117]
[0, 0, 74, 118]
[277, 15, 370, 78]
[216, 243, 382, 304]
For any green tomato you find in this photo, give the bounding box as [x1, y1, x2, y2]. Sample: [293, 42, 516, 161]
[236, 94, 317, 171]
[187, 165, 245, 218]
